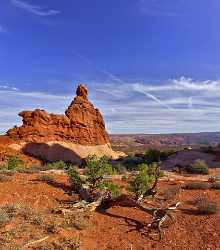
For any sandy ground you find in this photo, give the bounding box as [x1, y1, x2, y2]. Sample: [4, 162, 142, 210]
[0, 171, 219, 249]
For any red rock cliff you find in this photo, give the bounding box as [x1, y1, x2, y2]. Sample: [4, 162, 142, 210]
[7, 84, 110, 146]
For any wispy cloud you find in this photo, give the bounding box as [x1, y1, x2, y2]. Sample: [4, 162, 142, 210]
[1, 77, 220, 134]
[11, 0, 60, 16]
[0, 84, 18, 91]
[138, 0, 183, 17]
[0, 25, 3, 32]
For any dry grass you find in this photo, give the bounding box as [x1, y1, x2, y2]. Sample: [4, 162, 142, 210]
[192, 197, 219, 215]
[64, 211, 91, 230]
[161, 186, 181, 201]
[37, 173, 55, 183]
[183, 182, 211, 190]
[0, 174, 11, 182]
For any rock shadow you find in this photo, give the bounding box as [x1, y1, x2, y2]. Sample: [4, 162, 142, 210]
[23, 142, 82, 164]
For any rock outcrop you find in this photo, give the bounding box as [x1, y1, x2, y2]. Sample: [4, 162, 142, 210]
[7, 84, 123, 163]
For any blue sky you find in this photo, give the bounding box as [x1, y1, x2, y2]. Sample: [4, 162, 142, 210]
[1, 0, 220, 134]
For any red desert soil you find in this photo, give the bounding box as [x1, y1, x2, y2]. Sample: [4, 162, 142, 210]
[0, 172, 219, 249]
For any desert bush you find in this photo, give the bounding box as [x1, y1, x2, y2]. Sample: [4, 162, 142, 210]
[6, 155, 23, 170]
[162, 186, 181, 201]
[0, 203, 23, 227]
[100, 181, 121, 199]
[183, 181, 211, 190]
[67, 167, 83, 192]
[185, 159, 209, 174]
[47, 160, 68, 170]
[192, 197, 219, 214]
[0, 169, 15, 176]
[0, 208, 10, 227]
[38, 173, 54, 183]
[3, 203, 22, 218]
[65, 211, 90, 230]
[85, 155, 114, 191]
[212, 182, 220, 189]
[129, 163, 160, 198]
[0, 174, 11, 182]
[122, 156, 144, 170]
[17, 164, 42, 174]
[144, 148, 161, 164]
[30, 214, 44, 225]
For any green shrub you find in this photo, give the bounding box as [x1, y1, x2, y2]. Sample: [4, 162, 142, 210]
[144, 148, 161, 164]
[100, 181, 121, 199]
[7, 155, 23, 170]
[129, 163, 159, 199]
[122, 156, 144, 170]
[67, 167, 83, 192]
[46, 160, 68, 170]
[183, 182, 211, 190]
[37, 174, 54, 183]
[185, 159, 209, 174]
[85, 155, 113, 191]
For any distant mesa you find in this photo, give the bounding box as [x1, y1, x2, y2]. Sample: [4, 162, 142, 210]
[7, 84, 124, 163]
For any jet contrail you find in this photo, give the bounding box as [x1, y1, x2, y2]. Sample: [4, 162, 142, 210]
[133, 83, 174, 111]
[73, 51, 174, 111]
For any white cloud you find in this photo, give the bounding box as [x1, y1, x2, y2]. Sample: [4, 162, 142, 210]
[1, 77, 220, 134]
[11, 0, 60, 16]
[0, 85, 18, 91]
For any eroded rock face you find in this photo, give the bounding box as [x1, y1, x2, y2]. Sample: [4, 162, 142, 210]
[7, 84, 110, 146]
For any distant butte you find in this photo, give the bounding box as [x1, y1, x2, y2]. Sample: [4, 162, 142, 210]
[7, 84, 109, 145]
[7, 84, 124, 163]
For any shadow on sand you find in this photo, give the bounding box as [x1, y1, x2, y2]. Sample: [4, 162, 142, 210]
[23, 142, 82, 164]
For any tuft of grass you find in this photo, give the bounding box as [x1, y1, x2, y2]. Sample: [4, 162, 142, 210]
[65, 211, 90, 230]
[46, 161, 69, 170]
[183, 182, 211, 190]
[0, 208, 10, 227]
[3, 203, 23, 218]
[185, 159, 209, 175]
[0, 174, 11, 182]
[7, 155, 23, 170]
[162, 186, 181, 201]
[0, 170, 16, 176]
[192, 197, 219, 215]
[37, 173, 54, 183]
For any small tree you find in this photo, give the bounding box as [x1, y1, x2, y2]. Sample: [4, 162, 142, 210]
[7, 155, 23, 170]
[67, 167, 83, 193]
[67, 154, 115, 195]
[129, 163, 160, 200]
[86, 155, 114, 191]
[144, 149, 161, 164]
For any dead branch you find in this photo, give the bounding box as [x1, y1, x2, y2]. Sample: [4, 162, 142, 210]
[24, 236, 49, 248]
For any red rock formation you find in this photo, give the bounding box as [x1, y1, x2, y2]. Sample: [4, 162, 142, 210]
[7, 84, 110, 146]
